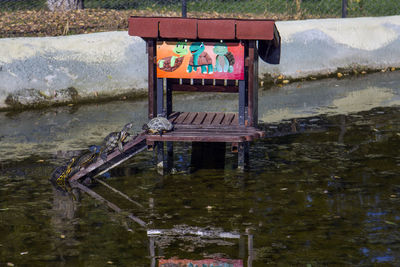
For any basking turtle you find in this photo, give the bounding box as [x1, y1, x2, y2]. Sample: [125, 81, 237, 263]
[73, 145, 101, 170]
[142, 116, 173, 136]
[50, 157, 76, 191]
[100, 122, 133, 161]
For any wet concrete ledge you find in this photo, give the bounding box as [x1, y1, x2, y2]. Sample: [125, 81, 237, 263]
[0, 15, 400, 110]
[1, 71, 399, 161]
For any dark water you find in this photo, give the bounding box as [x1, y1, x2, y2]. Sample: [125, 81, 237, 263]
[1, 106, 400, 266]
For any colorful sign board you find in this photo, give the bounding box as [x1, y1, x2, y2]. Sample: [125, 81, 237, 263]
[156, 41, 244, 80]
[159, 258, 243, 267]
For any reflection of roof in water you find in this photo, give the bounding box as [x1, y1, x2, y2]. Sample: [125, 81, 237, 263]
[147, 225, 241, 239]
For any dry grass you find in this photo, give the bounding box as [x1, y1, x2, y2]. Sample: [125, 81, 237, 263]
[0, 8, 318, 38]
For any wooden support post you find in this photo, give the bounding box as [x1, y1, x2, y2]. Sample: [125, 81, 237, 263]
[253, 41, 259, 127]
[247, 40, 258, 127]
[147, 40, 157, 119]
[157, 78, 164, 116]
[238, 142, 249, 170]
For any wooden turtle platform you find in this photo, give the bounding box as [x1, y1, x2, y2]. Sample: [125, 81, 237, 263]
[66, 16, 281, 184]
[56, 16, 281, 250]
[146, 112, 265, 143]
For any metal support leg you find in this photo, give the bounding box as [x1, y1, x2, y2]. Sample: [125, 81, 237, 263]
[166, 79, 173, 117]
[238, 142, 249, 170]
[239, 80, 246, 125]
[157, 78, 164, 116]
[247, 232, 254, 267]
[166, 141, 174, 173]
[156, 141, 165, 175]
[149, 236, 156, 267]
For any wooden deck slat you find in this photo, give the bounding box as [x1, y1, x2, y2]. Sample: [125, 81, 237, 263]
[173, 124, 259, 130]
[173, 131, 261, 138]
[159, 133, 260, 141]
[168, 112, 180, 123]
[212, 113, 225, 125]
[164, 131, 254, 136]
[192, 112, 207, 125]
[174, 112, 190, 124]
[155, 111, 264, 143]
[182, 112, 198, 124]
[202, 113, 217, 125]
[162, 129, 261, 139]
[146, 135, 247, 142]
[222, 113, 235, 125]
[231, 113, 239, 125]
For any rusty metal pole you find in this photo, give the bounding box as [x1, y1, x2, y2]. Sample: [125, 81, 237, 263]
[182, 0, 187, 18]
[342, 0, 348, 18]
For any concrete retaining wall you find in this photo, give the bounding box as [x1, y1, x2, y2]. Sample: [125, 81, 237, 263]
[1, 15, 399, 110]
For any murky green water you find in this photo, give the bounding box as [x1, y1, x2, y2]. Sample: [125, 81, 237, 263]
[1, 103, 400, 266]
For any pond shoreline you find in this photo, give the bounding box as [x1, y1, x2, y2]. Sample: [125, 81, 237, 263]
[1, 15, 399, 110]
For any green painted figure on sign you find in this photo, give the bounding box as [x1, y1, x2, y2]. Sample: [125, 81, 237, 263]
[158, 42, 188, 72]
[213, 42, 235, 73]
[187, 42, 213, 74]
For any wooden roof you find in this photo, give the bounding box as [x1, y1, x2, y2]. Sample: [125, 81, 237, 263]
[128, 17, 278, 40]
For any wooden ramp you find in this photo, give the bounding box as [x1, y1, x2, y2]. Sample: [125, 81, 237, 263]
[68, 133, 147, 182]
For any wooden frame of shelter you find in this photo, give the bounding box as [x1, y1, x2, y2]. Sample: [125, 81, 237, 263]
[128, 17, 281, 170]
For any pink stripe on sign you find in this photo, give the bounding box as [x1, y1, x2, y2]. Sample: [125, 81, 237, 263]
[159, 258, 243, 267]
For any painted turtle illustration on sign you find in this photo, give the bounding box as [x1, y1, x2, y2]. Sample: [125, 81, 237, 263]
[143, 116, 173, 136]
[187, 42, 213, 74]
[158, 42, 188, 72]
[213, 42, 235, 73]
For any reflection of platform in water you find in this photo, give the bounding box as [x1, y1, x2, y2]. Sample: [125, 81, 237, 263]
[147, 226, 253, 267]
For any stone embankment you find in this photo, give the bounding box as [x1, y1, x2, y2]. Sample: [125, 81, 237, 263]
[0, 16, 399, 110]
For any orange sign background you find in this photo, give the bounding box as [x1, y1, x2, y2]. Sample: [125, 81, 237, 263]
[156, 41, 244, 80]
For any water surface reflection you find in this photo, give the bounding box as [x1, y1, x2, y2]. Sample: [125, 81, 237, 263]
[0, 106, 400, 266]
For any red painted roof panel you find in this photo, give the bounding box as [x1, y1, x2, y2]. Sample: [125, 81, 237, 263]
[128, 17, 159, 38]
[128, 17, 277, 41]
[236, 20, 275, 40]
[198, 19, 236, 40]
[159, 18, 197, 39]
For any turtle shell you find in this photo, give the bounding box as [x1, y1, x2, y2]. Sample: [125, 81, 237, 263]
[158, 56, 184, 72]
[103, 132, 120, 152]
[147, 117, 173, 132]
[225, 51, 235, 66]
